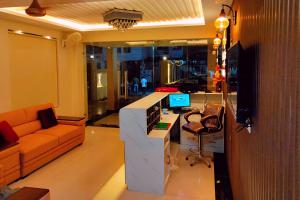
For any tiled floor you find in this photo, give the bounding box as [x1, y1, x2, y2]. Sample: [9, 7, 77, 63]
[10, 126, 215, 200]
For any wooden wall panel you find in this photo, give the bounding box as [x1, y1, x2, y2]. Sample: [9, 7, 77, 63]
[226, 0, 300, 199]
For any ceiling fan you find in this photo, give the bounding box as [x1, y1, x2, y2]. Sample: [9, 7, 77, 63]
[25, 0, 46, 17]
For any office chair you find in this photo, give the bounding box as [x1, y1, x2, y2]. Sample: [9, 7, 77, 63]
[182, 104, 224, 168]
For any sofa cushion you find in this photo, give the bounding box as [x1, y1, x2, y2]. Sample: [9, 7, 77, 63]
[24, 103, 54, 122]
[0, 109, 27, 127]
[0, 121, 19, 146]
[13, 120, 42, 138]
[36, 124, 83, 144]
[38, 108, 58, 129]
[19, 134, 59, 162]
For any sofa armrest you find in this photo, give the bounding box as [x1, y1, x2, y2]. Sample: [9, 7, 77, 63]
[0, 164, 4, 188]
[0, 143, 20, 160]
[57, 116, 86, 126]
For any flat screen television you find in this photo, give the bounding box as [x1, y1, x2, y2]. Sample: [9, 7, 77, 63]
[226, 41, 257, 125]
[169, 93, 190, 108]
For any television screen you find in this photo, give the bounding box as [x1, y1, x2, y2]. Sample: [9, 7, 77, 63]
[226, 42, 240, 93]
[169, 93, 190, 108]
[226, 41, 258, 125]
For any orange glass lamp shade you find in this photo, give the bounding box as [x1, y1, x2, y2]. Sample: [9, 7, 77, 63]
[213, 44, 219, 49]
[215, 8, 229, 31]
[214, 36, 221, 46]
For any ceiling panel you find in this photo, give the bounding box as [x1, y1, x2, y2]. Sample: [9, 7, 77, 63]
[0, 0, 232, 31]
[38, 0, 203, 24]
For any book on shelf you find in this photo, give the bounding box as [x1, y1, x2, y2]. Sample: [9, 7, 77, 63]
[153, 122, 171, 130]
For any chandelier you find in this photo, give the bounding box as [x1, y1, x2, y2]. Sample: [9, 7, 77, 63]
[103, 8, 143, 31]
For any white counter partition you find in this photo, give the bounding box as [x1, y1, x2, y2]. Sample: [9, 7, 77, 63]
[120, 92, 178, 195]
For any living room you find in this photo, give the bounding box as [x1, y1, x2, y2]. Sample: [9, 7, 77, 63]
[0, 0, 299, 200]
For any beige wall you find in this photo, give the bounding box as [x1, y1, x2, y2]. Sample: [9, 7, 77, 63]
[0, 19, 85, 117]
[9, 33, 58, 109]
[0, 25, 11, 111]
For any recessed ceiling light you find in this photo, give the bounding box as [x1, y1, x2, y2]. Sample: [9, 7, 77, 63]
[170, 40, 188, 44]
[126, 41, 154, 46]
[43, 35, 52, 39]
[187, 40, 208, 45]
[14, 30, 23, 34]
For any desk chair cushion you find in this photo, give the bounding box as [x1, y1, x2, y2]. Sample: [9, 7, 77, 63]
[182, 122, 205, 134]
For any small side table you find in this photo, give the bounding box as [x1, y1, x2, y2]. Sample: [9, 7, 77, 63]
[7, 187, 50, 200]
[57, 116, 86, 126]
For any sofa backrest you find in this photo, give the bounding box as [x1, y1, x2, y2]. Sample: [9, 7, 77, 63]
[0, 103, 53, 137]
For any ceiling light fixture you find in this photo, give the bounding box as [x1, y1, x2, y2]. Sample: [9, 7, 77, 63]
[214, 4, 237, 32]
[103, 8, 143, 31]
[25, 0, 46, 17]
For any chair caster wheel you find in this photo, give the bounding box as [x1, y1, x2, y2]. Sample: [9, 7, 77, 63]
[190, 164, 194, 167]
[208, 165, 211, 168]
[186, 157, 189, 160]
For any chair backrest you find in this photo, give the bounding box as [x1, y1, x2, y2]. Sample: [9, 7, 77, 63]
[216, 106, 225, 131]
[202, 104, 224, 132]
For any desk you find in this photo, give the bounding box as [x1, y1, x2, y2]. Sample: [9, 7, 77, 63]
[120, 92, 224, 194]
[120, 92, 179, 195]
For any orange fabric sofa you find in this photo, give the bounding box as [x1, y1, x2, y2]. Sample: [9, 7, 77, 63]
[0, 103, 85, 185]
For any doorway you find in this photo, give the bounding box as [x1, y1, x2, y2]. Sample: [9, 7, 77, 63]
[86, 45, 108, 122]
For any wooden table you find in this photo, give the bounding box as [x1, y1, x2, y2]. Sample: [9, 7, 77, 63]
[57, 116, 86, 126]
[7, 187, 50, 200]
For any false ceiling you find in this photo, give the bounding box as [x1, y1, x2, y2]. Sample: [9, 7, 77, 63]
[0, 0, 232, 31]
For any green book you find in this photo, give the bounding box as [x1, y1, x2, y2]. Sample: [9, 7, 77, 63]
[154, 122, 171, 130]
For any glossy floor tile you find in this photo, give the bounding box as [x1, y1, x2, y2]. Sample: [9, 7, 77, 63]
[10, 126, 124, 200]
[94, 150, 215, 200]
[93, 113, 119, 127]
[10, 126, 215, 200]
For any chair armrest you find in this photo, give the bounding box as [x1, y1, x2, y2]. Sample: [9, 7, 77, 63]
[200, 115, 218, 129]
[184, 110, 203, 123]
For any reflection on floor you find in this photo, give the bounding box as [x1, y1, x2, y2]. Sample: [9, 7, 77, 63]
[88, 100, 108, 121]
[214, 153, 233, 200]
[93, 113, 119, 128]
[10, 126, 215, 200]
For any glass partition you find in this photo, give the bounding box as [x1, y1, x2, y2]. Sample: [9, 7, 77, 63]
[85, 40, 213, 110]
[86, 45, 108, 121]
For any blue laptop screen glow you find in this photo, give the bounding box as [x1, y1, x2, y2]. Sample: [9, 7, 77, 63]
[169, 94, 190, 108]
